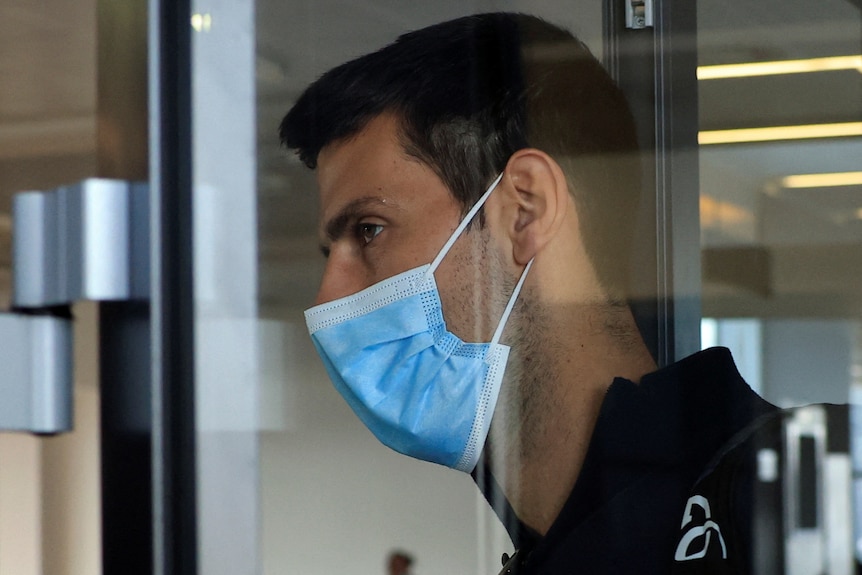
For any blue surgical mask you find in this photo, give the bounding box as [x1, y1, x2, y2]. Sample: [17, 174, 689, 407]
[305, 173, 533, 472]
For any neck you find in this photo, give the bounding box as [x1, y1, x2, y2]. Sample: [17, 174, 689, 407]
[484, 300, 656, 536]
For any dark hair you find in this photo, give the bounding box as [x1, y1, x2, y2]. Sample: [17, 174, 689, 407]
[280, 12, 640, 297]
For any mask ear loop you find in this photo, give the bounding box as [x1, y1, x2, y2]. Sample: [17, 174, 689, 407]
[424, 173, 505, 281]
[421, 171, 532, 344]
[491, 258, 533, 345]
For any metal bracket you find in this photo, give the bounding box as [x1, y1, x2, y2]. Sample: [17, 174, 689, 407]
[1, 178, 148, 434]
[13, 179, 149, 307]
[626, 0, 654, 29]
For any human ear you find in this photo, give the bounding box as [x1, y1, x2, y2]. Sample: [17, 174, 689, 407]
[496, 149, 568, 265]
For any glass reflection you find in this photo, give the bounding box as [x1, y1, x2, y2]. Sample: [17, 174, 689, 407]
[698, 0, 862, 571]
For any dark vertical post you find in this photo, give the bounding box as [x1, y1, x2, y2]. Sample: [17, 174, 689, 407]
[99, 301, 153, 574]
[149, 0, 198, 574]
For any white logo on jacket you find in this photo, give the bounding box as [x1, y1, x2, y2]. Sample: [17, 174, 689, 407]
[674, 495, 728, 561]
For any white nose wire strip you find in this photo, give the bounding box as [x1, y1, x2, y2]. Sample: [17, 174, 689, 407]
[491, 258, 533, 345]
[425, 172, 505, 280]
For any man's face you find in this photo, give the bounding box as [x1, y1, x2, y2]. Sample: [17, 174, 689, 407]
[313, 112, 506, 343]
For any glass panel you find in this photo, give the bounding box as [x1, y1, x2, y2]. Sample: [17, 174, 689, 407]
[255, 3, 606, 574]
[190, 1, 260, 573]
[698, 0, 862, 571]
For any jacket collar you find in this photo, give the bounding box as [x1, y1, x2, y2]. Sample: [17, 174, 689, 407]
[474, 347, 776, 566]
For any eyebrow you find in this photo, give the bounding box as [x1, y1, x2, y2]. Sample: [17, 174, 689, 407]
[320, 196, 399, 256]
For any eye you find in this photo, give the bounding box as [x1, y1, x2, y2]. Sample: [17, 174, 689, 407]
[357, 222, 384, 245]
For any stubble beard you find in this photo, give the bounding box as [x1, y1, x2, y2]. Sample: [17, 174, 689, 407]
[465, 240, 557, 480]
[495, 284, 557, 466]
[449, 228, 556, 478]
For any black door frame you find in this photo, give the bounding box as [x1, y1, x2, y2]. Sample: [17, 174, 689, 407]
[99, 1, 197, 574]
[605, 0, 702, 365]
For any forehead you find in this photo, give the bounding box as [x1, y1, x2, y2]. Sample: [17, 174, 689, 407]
[316, 113, 404, 201]
[314, 113, 455, 223]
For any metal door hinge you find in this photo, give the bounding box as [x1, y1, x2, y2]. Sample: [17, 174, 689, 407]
[626, 0, 654, 29]
[13, 179, 149, 307]
[0, 313, 72, 434]
[1, 179, 148, 434]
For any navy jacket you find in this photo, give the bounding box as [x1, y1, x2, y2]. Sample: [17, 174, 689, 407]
[476, 347, 783, 574]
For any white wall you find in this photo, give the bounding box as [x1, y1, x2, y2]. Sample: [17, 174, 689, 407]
[0, 434, 42, 575]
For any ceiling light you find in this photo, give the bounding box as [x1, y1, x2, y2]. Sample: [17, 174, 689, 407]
[191, 13, 212, 32]
[781, 172, 862, 188]
[698, 55, 862, 80]
[699, 122, 862, 145]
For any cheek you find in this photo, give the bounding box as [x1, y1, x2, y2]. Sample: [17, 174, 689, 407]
[436, 235, 501, 343]
[314, 255, 370, 305]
